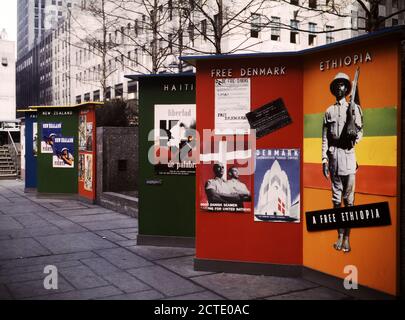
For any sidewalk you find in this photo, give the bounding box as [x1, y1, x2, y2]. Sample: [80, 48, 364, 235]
[0, 180, 351, 300]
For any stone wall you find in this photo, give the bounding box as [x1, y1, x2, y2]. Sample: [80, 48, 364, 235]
[96, 127, 138, 201]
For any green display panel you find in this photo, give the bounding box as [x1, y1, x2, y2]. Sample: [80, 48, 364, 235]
[137, 74, 196, 238]
[37, 108, 78, 194]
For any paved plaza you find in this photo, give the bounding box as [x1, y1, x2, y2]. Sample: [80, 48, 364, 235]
[0, 180, 355, 300]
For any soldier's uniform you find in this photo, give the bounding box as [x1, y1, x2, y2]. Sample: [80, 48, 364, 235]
[322, 98, 363, 207]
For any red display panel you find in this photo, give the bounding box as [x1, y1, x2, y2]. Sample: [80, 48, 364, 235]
[78, 108, 96, 201]
[195, 58, 303, 265]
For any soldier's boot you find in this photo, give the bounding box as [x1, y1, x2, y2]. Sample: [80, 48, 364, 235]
[332, 202, 344, 251]
[342, 228, 351, 253]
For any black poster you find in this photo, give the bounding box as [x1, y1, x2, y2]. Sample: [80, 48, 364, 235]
[306, 202, 391, 232]
[245, 98, 292, 138]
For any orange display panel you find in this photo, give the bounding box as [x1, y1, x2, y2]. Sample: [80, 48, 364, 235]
[303, 39, 400, 296]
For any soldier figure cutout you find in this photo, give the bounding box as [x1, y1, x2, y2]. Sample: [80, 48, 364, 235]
[321, 68, 363, 253]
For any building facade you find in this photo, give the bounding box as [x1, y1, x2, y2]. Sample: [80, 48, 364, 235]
[16, 0, 405, 108]
[0, 34, 16, 121]
[17, 0, 76, 60]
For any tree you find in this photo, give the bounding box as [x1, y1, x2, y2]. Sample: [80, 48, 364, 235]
[68, 0, 122, 101]
[278, 0, 405, 33]
[183, 0, 267, 54]
[355, 0, 405, 32]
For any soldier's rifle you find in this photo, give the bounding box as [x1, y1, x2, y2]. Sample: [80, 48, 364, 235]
[345, 67, 360, 148]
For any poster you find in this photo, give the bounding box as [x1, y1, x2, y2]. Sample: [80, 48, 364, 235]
[78, 154, 85, 181]
[84, 154, 93, 191]
[215, 78, 251, 135]
[254, 149, 300, 222]
[154, 104, 197, 175]
[200, 162, 252, 213]
[246, 98, 292, 138]
[52, 137, 75, 168]
[33, 122, 38, 157]
[41, 123, 62, 153]
[86, 122, 93, 152]
[79, 115, 86, 151]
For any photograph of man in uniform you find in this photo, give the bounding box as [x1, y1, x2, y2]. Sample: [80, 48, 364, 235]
[322, 71, 363, 253]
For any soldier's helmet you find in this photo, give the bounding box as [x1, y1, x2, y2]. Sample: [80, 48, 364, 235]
[330, 72, 351, 96]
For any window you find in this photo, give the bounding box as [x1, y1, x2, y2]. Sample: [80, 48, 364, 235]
[290, 19, 299, 44]
[270, 16, 281, 41]
[1, 57, 8, 67]
[168, 0, 173, 20]
[392, 0, 398, 8]
[308, 0, 317, 9]
[168, 34, 173, 53]
[290, 0, 299, 5]
[201, 19, 207, 40]
[250, 13, 261, 38]
[134, 20, 139, 37]
[214, 13, 222, 31]
[308, 22, 317, 46]
[392, 18, 398, 26]
[188, 24, 194, 44]
[326, 25, 334, 44]
[93, 90, 100, 102]
[115, 84, 123, 99]
[118, 160, 127, 172]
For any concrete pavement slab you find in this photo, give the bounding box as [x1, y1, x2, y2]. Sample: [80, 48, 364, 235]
[95, 247, 152, 270]
[95, 230, 129, 242]
[97, 289, 164, 300]
[128, 265, 204, 297]
[52, 208, 117, 216]
[0, 284, 12, 299]
[80, 257, 121, 276]
[0, 216, 24, 231]
[164, 291, 225, 300]
[35, 232, 117, 254]
[6, 276, 74, 299]
[0, 260, 82, 278]
[27, 285, 123, 300]
[110, 228, 139, 235]
[68, 213, 129, 223]
[119, 232, 138, 240]
[59, 265, 109, 289]
[127, 246, 195, 261]
[191, 273, 318, 300]
[5, 226, 64, 239]
[0, 251, 98, 269]
[79, 218, 138, 231]
[12, 214, 53, 228]
[0, 238, 51, 260]
[0, 205, 49, 215]
[101, 272, 151, 293]
[114, 240, 138, 247]
[155, 256, 215, 278]
[265, 286, 351, 300]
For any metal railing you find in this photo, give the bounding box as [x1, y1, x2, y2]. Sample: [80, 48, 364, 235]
[7, 131, 21, 177]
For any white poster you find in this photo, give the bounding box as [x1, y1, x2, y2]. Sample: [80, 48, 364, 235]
[84, 154, 93, 191]
[215, 78, 251, 135]
[33, 122, 38, 157]
[153, 104, 197, 175]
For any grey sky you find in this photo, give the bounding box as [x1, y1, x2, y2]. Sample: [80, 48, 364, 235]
[0, 0, 17, 41]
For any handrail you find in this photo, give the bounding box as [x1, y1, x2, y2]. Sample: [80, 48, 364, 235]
[7, 130, 18, 155]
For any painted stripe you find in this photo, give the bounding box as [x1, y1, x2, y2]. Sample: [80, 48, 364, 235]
[304, 107, 397, 138]
[304, 136, 397, 167]
[303, 163, 397, 196]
